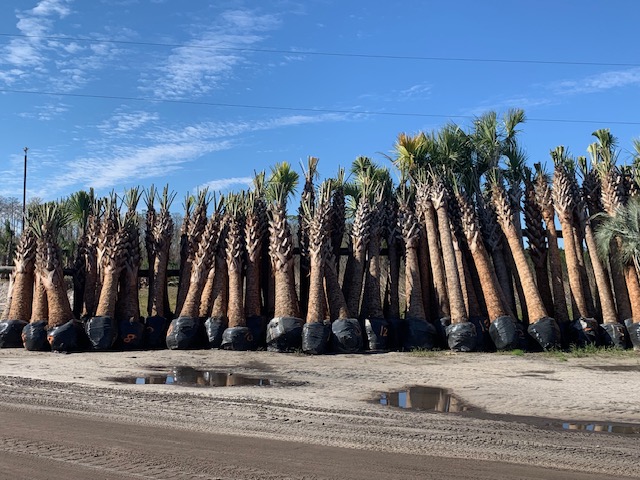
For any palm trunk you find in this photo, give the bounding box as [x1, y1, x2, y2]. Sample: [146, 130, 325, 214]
[209, 252, 228, 319]
[423, 202, 449, 318]
[150, 247, 169, 318]
[227, 263, 244, 327]
[557, 214, 590, 319]
[7, 269, 34, 322]
[362, 234, 384, 319]
[405, 240, 426, 320]
[82, 254, 98, 317]
[198, 266, 216, 318]
[583, 220, 617, 324]
[31, 274, 48, 321]
[95, 268, 120, 318]
[611, 239, 632, 321]
[624, 265, 640, 323]
[306, 253, 325, 323]
[324, 252, 349, 320]
[44, 268, 74, 327]
[417, 229, 433, 319]
[274, 268, 300, 318]
[545, 221, 570, 323]
[384, 236, 401, 320]
[342, 241, 367, 319]
[433, 194, 467, 325]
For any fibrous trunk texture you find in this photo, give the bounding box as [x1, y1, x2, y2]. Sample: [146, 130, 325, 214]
[269, 203, 300, 319]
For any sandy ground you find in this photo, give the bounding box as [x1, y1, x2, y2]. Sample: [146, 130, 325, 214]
[0, 346, 639, 479]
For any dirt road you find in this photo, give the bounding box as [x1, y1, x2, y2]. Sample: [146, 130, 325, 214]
[0, 348, 638, 479]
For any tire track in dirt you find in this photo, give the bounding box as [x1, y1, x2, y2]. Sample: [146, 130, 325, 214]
[0, 375, 638, 478]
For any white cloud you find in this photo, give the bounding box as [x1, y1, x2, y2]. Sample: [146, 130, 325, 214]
[18, 102, 69, 121]
[551, 68, 640, 95]
[198, 176, 253, 192]
[28, 111, 351, 199]
[144, 9, 281, 99]
[98, 110, 160, 135]
[359, 83, 432, 103]
[1, 0, 128, 92]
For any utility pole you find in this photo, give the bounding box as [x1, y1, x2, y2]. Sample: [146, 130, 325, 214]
[22, 147, 28, 233]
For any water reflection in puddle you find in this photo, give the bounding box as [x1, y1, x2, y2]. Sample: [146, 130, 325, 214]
[555, 422, 640, 434]
[114, 367, 272, 387]
[379, 386, 469, 412]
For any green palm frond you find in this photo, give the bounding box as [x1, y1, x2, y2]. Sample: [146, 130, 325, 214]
[68, 190, 93, 232]
[266, 161, 299, 205]
[29, 201, 72, 239]
[144, 184, 157, 212]
[252, 170, 266, 197]
[158, 184, 177, 212]
[595, 197, 640, 273]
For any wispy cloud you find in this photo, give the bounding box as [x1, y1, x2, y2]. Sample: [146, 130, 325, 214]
[39, 140, 233, 194]
[465, 67, 640, 117]
[32, 111, 351, 197]
[1, 0, 128, 92]
[18, 101, 69, 121]
[198, 176, 253, 192]
[550, 67, 640, 95]
[359, 82, 432, 103]
[143, 9, 281, 99]
[97, 110, 160, 135]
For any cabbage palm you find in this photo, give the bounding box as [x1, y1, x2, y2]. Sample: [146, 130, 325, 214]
[30, 202, 74, 328]
[595, 197, 640, 348]
[298, 156, 319, 317]
[266, 162, 301, 350]
[590, 129, 632, 322]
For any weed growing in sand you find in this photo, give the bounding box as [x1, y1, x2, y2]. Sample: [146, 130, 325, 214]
[408, 348, 441, 358]
[542, 345, 638, 361]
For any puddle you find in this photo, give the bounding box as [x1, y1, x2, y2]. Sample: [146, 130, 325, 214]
[112, 367, 272, 387]
[553, 422, 640, 435]
[379, 386, 469, 412]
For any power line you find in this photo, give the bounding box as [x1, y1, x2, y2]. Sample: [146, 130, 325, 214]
[1, 32, 639, 68]
[2, 87, 640, 126]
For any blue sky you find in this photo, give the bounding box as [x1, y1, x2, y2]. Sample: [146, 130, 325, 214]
[0, 0, 639, 207]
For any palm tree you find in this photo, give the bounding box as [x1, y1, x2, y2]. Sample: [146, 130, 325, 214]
[575, 158, 621, 345]
[491, 174, 560, 350]
[591, 129, 633, 322]
[397, 185, 436, 350]
[30, 202, 80, 351]
[0, 223, 36, 348]
[342, 157, 374, 320]
[222, 192, 252, 350]
[115, 187, 144, 348]
[146, 186, 175, 346]
[176, 189, 210, 316]
[265, 162, 302, 351]
[202, 217, 229, 348]
[551, 148, 592, 321]
[244, 174, 267, 345]
[429, 175, 476, 351]
[88, 194, 129, 350]
[182, 196, 223, 313]
[534, 164, 570, 326]
[298, 157, 319, 318]
[457, 189, 519, 349]
[361, 171, 392, 350]
[68, 190, 93, 319]
[595, 197, 640, 349]
[393, 133, 447, 321]
[144, 185, 157, 318]
[330, 167, 346, 276]
[523, 169, 554, 316]
[302, 180, 332, 354]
